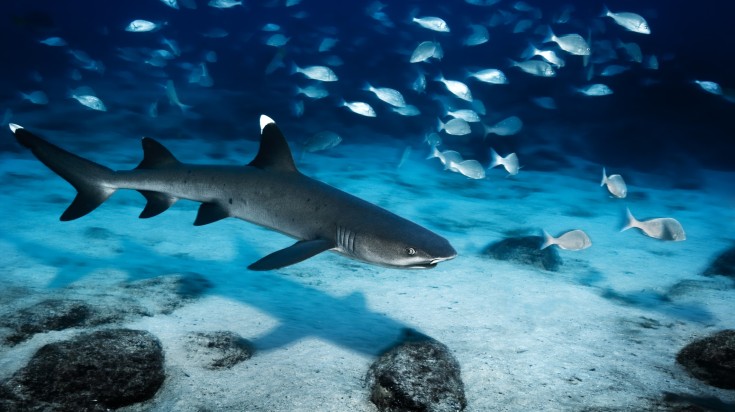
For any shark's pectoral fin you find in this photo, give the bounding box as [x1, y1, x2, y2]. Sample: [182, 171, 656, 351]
[194, 202, 229, 226]
[248, 239, 334, 271]
[138, 191, 177, 218]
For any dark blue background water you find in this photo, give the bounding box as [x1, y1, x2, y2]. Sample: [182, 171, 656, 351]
[1, 0, 733, 175]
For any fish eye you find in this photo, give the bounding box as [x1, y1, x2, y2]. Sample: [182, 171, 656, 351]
[406, 247, 416, 256]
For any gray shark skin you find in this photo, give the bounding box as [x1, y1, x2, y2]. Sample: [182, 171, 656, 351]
[8, 116, 456, 271]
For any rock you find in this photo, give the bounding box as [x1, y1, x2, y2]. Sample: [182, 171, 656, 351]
[1, 299, 93, 345]
[482, 235, 561, 271]
[366, 329, 466, 412]
[702, 245, 735, 279]
[676, 330, 735, 389]
[2, 329, 165, 410]
[184, 331, 254, 369]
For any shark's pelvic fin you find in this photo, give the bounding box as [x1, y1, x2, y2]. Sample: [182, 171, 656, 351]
[248, 238, 334, 271]
[136, 137, 181, 169]
[248, 116, 298, 172]
[194, 202, 230, 226]
[139, 191, 178, 218]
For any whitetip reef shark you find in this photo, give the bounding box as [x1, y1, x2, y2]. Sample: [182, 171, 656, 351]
[8, 115, 456, 271]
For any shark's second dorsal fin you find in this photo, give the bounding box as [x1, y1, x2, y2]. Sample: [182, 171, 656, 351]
[248, 115, 297, 172]
[136, 137, 180, 170]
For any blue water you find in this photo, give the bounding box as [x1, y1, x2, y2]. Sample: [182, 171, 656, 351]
[1, 1, 734, 410]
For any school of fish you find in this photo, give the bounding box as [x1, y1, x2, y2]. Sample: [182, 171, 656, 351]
[11, 0, 695, 256]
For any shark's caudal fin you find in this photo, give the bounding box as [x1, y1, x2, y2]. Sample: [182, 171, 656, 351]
[9, 124, 116, 221]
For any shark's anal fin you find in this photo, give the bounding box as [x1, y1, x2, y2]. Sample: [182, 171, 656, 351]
[194, 202, 229, 226]
[138, 191, 177, 218]
[248, 239, 334, 271]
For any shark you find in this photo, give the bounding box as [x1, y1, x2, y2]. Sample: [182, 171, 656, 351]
[8, 115, 456, 271]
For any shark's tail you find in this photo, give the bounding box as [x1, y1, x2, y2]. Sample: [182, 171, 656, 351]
[9, 124, 117, 221]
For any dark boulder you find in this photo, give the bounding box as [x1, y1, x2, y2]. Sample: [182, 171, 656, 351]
[1, 299, 92, 345]
[676, 329, 735, 389]
[482, 235, 561, 271]
[184, 331, 254, 369]
[702, 245, 735, 280]
[2, 328, 165, 411]
[366, 329, 466, 412]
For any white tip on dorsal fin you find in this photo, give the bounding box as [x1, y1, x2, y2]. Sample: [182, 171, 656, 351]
[260, 115, 275, 133]
[9, 123, 23, 133]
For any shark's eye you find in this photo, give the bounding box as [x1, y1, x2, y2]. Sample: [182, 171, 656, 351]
[406, 247, 416, 256]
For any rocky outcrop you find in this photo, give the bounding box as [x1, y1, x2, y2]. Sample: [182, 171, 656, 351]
[366, 329, 466, 412]
[482, 235, 562, 271]
[184, 331, 254, 369]
[676, 329, 735, 389]
[1, 329, 165, 411]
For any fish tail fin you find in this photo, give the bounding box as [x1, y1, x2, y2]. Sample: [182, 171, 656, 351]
[600, 5, 610, 17]
[10, 124, 117, 221]
[436, 117, 444, 132]
[362, 81, 372, 91]
[426, 145, 440, 160]
[289, 62, 299, 75]
[540, 230, 554, 250]
[520, 43, 536, 60]
[601, 167, 607, 186]
[488, 147, 500, 168]
[621, 207, 636, 232]
[543, 26, 555, 43]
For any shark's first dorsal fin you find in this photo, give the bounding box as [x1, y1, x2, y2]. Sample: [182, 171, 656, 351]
[136, 137, 180, 170]
[248, 115, 297, 172]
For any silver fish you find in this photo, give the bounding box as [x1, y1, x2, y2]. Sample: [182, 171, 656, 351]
[467, 68, 508, 84]
[617, 40, 642, 63]
[446, 109, 480, 123]
[601, 167, 626, 198]
[364, 83, 406, 107]
[159, 0, 179, 9]
[71, 94, 107, 111]
[412, 16, 450, 32]
[464, 24, 489, 46]
[694, 80, 723, 96]
[392, 105, 421, 116]
[208, 0, 242, 8]
[39, 37, 67, 47]
[304, 131, 342, 152]
[166, 80, 191, 113]
[451, 159, 486, 179]
[509, 59, 556, 77]
[484, 116, 522, 136]
[544, 29, 590, 56]
[296, 84, 329, 99]
[265, 33, 290, 47]
[602, 6, 650, 34]
[435, 73, 473, 102]
[20, 91, 49, 105]
[541, 229, 592, 250]
[522, 45, 565, 67]
[410, 41, 438, 63]
[125, 20, 160, 33]
[577, 84, 613, 96]
[437, 118, 471, 136]
[341, 100, 376, 117]
[600, 65, 630, 77]
[291, 64, 338, 82]
[622, 208, 686, 241]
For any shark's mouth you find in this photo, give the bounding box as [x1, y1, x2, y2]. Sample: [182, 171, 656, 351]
[409, 256, 455, 269]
